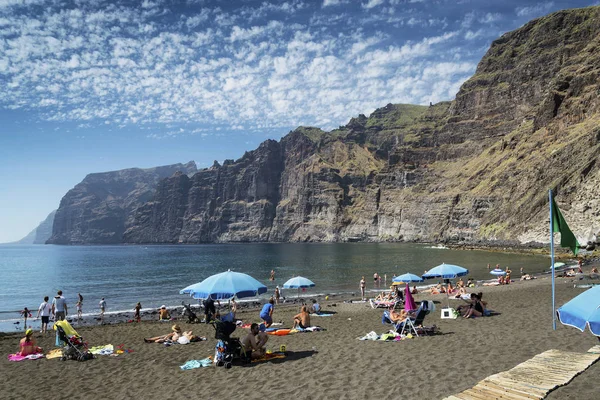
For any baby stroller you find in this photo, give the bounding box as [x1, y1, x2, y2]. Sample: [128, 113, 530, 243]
[181, 301, 200, 323]
[54, 320, 94, 361]
[212, 318, 249, 368]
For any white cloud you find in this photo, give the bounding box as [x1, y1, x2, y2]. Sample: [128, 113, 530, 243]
[0, 0, 481, 133]
[322, 0, 348, 6]
[362, 0, 385, 9]
[515, 2, 554, 18]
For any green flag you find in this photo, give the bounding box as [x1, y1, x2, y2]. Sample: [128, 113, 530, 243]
[551, 197, 579, 255]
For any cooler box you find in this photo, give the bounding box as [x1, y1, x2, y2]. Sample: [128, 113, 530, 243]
[441, 308, 457, 319]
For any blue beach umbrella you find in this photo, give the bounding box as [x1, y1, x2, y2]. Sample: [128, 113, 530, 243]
[392, 273, 424, 284]
[180, 270, 267, 300]
[422, 263, 469, 279]
[490, 268, 506, 276]
[283, 276, 315, 298]
[283, 276, 316, 289]
[423, 263, 468, 308]
[557, 285, 600, 336]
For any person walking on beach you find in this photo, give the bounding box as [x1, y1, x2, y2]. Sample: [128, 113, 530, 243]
[274, 286, 281, 304]
[360, 276, 366, 299]
[99, 298, 106, 323]
[52, 290, 67, 321]
[36, 296, 52, 334]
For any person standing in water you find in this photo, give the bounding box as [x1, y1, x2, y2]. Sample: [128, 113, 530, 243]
[99, 298, 106, 323]
[134, 302, 142, 322]
[269, 269, 275, 281]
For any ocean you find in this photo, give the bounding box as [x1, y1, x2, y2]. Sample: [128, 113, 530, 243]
[0, 243, 554, 332]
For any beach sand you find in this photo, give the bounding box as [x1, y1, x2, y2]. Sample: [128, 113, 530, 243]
[1, 277, 598, 400]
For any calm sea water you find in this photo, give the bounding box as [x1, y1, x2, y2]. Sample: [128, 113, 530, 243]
[0, 243, 552, 332]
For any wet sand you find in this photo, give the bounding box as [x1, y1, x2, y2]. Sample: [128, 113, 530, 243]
[1, 276, 598, 400]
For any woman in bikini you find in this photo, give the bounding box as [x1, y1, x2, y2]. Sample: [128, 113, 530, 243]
[19, 329, 42, 356]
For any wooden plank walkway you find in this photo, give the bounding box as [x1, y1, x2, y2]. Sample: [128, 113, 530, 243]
[443, 347, 600, 400]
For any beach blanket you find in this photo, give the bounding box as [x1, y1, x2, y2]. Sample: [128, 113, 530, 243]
[252, 351, 286, 363]
[291, 326, 325, 333]
[310, 312, 335, 317]
[89, 344, 114, 355]
[8, 353, 45, 362]
[46, 349, 63, 359]
[180, 358, 213, 370]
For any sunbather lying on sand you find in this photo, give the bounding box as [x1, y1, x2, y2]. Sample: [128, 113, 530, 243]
[144, 324, 203, 343]
[453, 286, 468, 298]
[430, 283, 446, 294]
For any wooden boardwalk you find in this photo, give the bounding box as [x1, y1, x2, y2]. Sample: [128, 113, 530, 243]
[444, 347, 600, 400]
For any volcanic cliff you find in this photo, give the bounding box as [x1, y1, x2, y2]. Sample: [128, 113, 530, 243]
[48, 7, 600, 245]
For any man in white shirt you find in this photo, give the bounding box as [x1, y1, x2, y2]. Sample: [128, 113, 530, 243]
[37, 296, 52, 333]
[52, 290, 68, 321]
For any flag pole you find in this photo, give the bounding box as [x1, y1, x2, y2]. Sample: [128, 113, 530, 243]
[549, 189, 556, 330]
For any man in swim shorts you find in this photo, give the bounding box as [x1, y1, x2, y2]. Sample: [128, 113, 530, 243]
[52, 290, 67, 321]
[260, 298, 274, 328]
[241, 323, 268, 359]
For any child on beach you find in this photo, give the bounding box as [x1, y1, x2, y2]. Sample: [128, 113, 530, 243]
[134, 302, 142, 322]
[76, 299, 83, 320]
[19, 307, 32, 329]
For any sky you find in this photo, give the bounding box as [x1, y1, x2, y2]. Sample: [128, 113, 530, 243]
[1, 0, 598, 243]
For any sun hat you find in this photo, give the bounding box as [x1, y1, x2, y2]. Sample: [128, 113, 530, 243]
[25, 329, 33, 336]
[160, 305, 166, 309]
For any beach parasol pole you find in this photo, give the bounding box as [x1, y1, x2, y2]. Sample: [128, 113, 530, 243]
[549, 189, 556, 330]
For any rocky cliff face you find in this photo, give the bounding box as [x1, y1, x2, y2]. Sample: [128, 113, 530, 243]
[47, 162, 197, 244]
[16, 210, 56, 244]
[51, 6, 600, 245]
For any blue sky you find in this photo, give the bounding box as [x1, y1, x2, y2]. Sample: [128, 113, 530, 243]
[0, 0, 597, 243]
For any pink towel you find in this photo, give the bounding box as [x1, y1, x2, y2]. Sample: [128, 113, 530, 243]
[8, 353, 45, 361]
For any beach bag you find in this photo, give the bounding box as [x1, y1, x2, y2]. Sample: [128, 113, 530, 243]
[214, 340, 233, 367]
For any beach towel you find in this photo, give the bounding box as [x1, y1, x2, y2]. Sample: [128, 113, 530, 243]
[290, 326, 324, 333]
[180, 358, 213, 370]
[358, 331, 379, 341]
[267, 328, 292, 336]
[310, 312, 335, 317]
[46, 349, 63, 359]
[89, 344, 114, 355]
[251, 351, 286, 363]
[8, 353, 45, 361]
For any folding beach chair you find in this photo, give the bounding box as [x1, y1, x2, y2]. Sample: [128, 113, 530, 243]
[395, 301, 431, 337]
